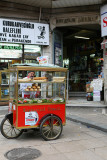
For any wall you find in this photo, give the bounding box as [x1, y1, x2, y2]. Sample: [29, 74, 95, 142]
[104, 48, 107, 104]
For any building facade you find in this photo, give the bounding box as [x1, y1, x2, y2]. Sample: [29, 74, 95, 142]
[0, 0, 107, 103]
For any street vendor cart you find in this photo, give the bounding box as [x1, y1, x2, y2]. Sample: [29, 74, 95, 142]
[1, 64, 67, 140]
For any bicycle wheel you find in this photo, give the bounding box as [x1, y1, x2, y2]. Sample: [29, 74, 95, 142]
[40, 115, 63, 141]
[1, 117, 23, 139]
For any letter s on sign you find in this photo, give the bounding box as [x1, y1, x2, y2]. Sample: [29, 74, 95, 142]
[103, 17, 107, 27]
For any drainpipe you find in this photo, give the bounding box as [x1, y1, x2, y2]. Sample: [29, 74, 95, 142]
[39, 7, 41, 23]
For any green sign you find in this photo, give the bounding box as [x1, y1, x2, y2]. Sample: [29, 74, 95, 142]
[0, 45, 22, 50]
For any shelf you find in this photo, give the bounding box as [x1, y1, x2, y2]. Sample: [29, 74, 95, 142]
[18, 80, 65, 83]
[17, 102, 65, 106]
[1, 94, 9, 96]
[1, 84, 9, 86]
[20, 90, 64, 92]
[1, 96, 9, 100]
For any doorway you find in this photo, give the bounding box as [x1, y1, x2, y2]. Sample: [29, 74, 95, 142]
[56, 24, 103, 99]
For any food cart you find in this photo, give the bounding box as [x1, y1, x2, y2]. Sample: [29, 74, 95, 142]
[1, 64, 67, 140]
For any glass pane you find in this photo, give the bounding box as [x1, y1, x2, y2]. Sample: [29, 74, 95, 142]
[10, 71, 17, 100]
[17, 70, 66, 104]
[1, 72, 9, 84]
[1, 87, 9, 100]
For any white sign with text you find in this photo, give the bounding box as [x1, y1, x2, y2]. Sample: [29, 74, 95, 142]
[101, 5, 107, 37]
[0, 18, 49, 45]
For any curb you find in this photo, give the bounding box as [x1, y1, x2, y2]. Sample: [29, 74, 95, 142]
[66, 104, 107, 108]
[66, 115, 107, 133]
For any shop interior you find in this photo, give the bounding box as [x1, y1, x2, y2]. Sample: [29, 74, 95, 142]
[0, 43, 41, 102]
[57, 24, 103, 98]
[0, 43, 41, 69]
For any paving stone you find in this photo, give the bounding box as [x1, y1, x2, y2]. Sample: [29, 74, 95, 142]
[64, 149, 105, 160]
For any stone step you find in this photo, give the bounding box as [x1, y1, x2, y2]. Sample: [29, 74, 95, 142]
[69, 92, 86, 97]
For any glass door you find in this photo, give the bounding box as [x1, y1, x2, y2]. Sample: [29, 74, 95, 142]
[0, 70, 9, 101]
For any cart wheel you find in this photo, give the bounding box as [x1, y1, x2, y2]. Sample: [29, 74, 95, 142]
[1, 117, 23, 139]
[40, 115, 63, 141]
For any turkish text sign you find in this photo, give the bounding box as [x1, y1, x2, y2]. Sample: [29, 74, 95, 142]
[101, 5, 107, 37]
[0, 18, 49, 45]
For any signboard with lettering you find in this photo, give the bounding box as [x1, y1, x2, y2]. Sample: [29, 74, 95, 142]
[56, 15, 100, 27]
[101, 5, 107, 37]
[0, 43, 22, 58]
[0, 18, 49, 45]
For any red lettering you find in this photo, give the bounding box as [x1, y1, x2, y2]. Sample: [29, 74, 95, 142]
[103, 17, 107, 27]
[26, 119, 35, 121]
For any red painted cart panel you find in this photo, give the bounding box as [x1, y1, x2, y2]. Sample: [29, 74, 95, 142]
[13, 103, 65, 128]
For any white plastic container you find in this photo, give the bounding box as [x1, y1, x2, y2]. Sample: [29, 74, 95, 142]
[93, 96, 101, 101]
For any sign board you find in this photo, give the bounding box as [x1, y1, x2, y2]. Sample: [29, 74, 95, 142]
[0, 43, 22, 58]
[56, 15, 100, 27]
[0, 18, 49, 45]
[101, 5, 107, 37]
[91, 79, 103, 91]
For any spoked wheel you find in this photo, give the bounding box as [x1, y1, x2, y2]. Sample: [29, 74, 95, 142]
[40, 115, 63, 141]
[1, 117, 23, 139]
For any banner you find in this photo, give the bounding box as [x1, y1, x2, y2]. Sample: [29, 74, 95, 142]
[0, 18, 49, 45]
[101, 5, 107, 37]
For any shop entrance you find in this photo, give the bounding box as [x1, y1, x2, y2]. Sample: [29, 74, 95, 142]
[56, 24, 103, 100]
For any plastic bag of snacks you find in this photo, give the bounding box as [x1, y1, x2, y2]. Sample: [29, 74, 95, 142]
[37, 56, 48, 65]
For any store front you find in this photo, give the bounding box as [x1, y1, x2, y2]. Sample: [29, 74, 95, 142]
[62, 27, 103, 93]
[0, 43, 41, 69]
[53, 13, 104, 101]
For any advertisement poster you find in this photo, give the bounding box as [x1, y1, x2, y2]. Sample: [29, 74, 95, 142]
[25, 112, 39, 126]
[54, 43, 62, 66]
[37, 56, 48, 65]
[53, 30, 63, 67]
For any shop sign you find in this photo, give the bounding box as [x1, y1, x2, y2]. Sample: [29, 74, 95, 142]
[0, 18, 49, 45]
[101, 5, 107, 37]
[56, 15, 100, 26]
[0, 43, 22, 58]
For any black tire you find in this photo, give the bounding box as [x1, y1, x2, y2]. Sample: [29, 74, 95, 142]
[1, 117, 23, 139]
[40, 115, 63, 141]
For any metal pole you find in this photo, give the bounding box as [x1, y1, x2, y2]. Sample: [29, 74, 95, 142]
[22, 44, 25, 78]
[22, 44, 24, 63]
[67, 70, 69, 102]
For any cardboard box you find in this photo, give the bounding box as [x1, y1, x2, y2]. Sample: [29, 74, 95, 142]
[86, 87, 93, 93]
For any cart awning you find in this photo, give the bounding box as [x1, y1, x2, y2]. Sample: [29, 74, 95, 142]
[101, 39, 107, 49]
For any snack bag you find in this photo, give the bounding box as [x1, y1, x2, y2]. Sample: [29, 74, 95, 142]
[37, 56, 48, 65]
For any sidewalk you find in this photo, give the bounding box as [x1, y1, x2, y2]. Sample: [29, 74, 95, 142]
[66, 97, 107, 107]
[66, 99, 107, 132]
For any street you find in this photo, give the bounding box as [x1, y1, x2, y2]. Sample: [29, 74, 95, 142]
[0, 106, 8, 116]
[0, 116, 107, 160]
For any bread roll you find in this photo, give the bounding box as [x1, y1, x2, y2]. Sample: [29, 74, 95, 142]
[30, 88, 34, 91]
[33, 77, 47, 80]
[33, 86, 36, 89]
[27, 86, 31, 89]
[25, 89, 29, 91]
[37, 86, 40, 89]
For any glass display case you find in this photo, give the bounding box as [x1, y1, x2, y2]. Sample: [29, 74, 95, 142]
[9, 65, 67, 105]
[0, 70, 9, 101]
